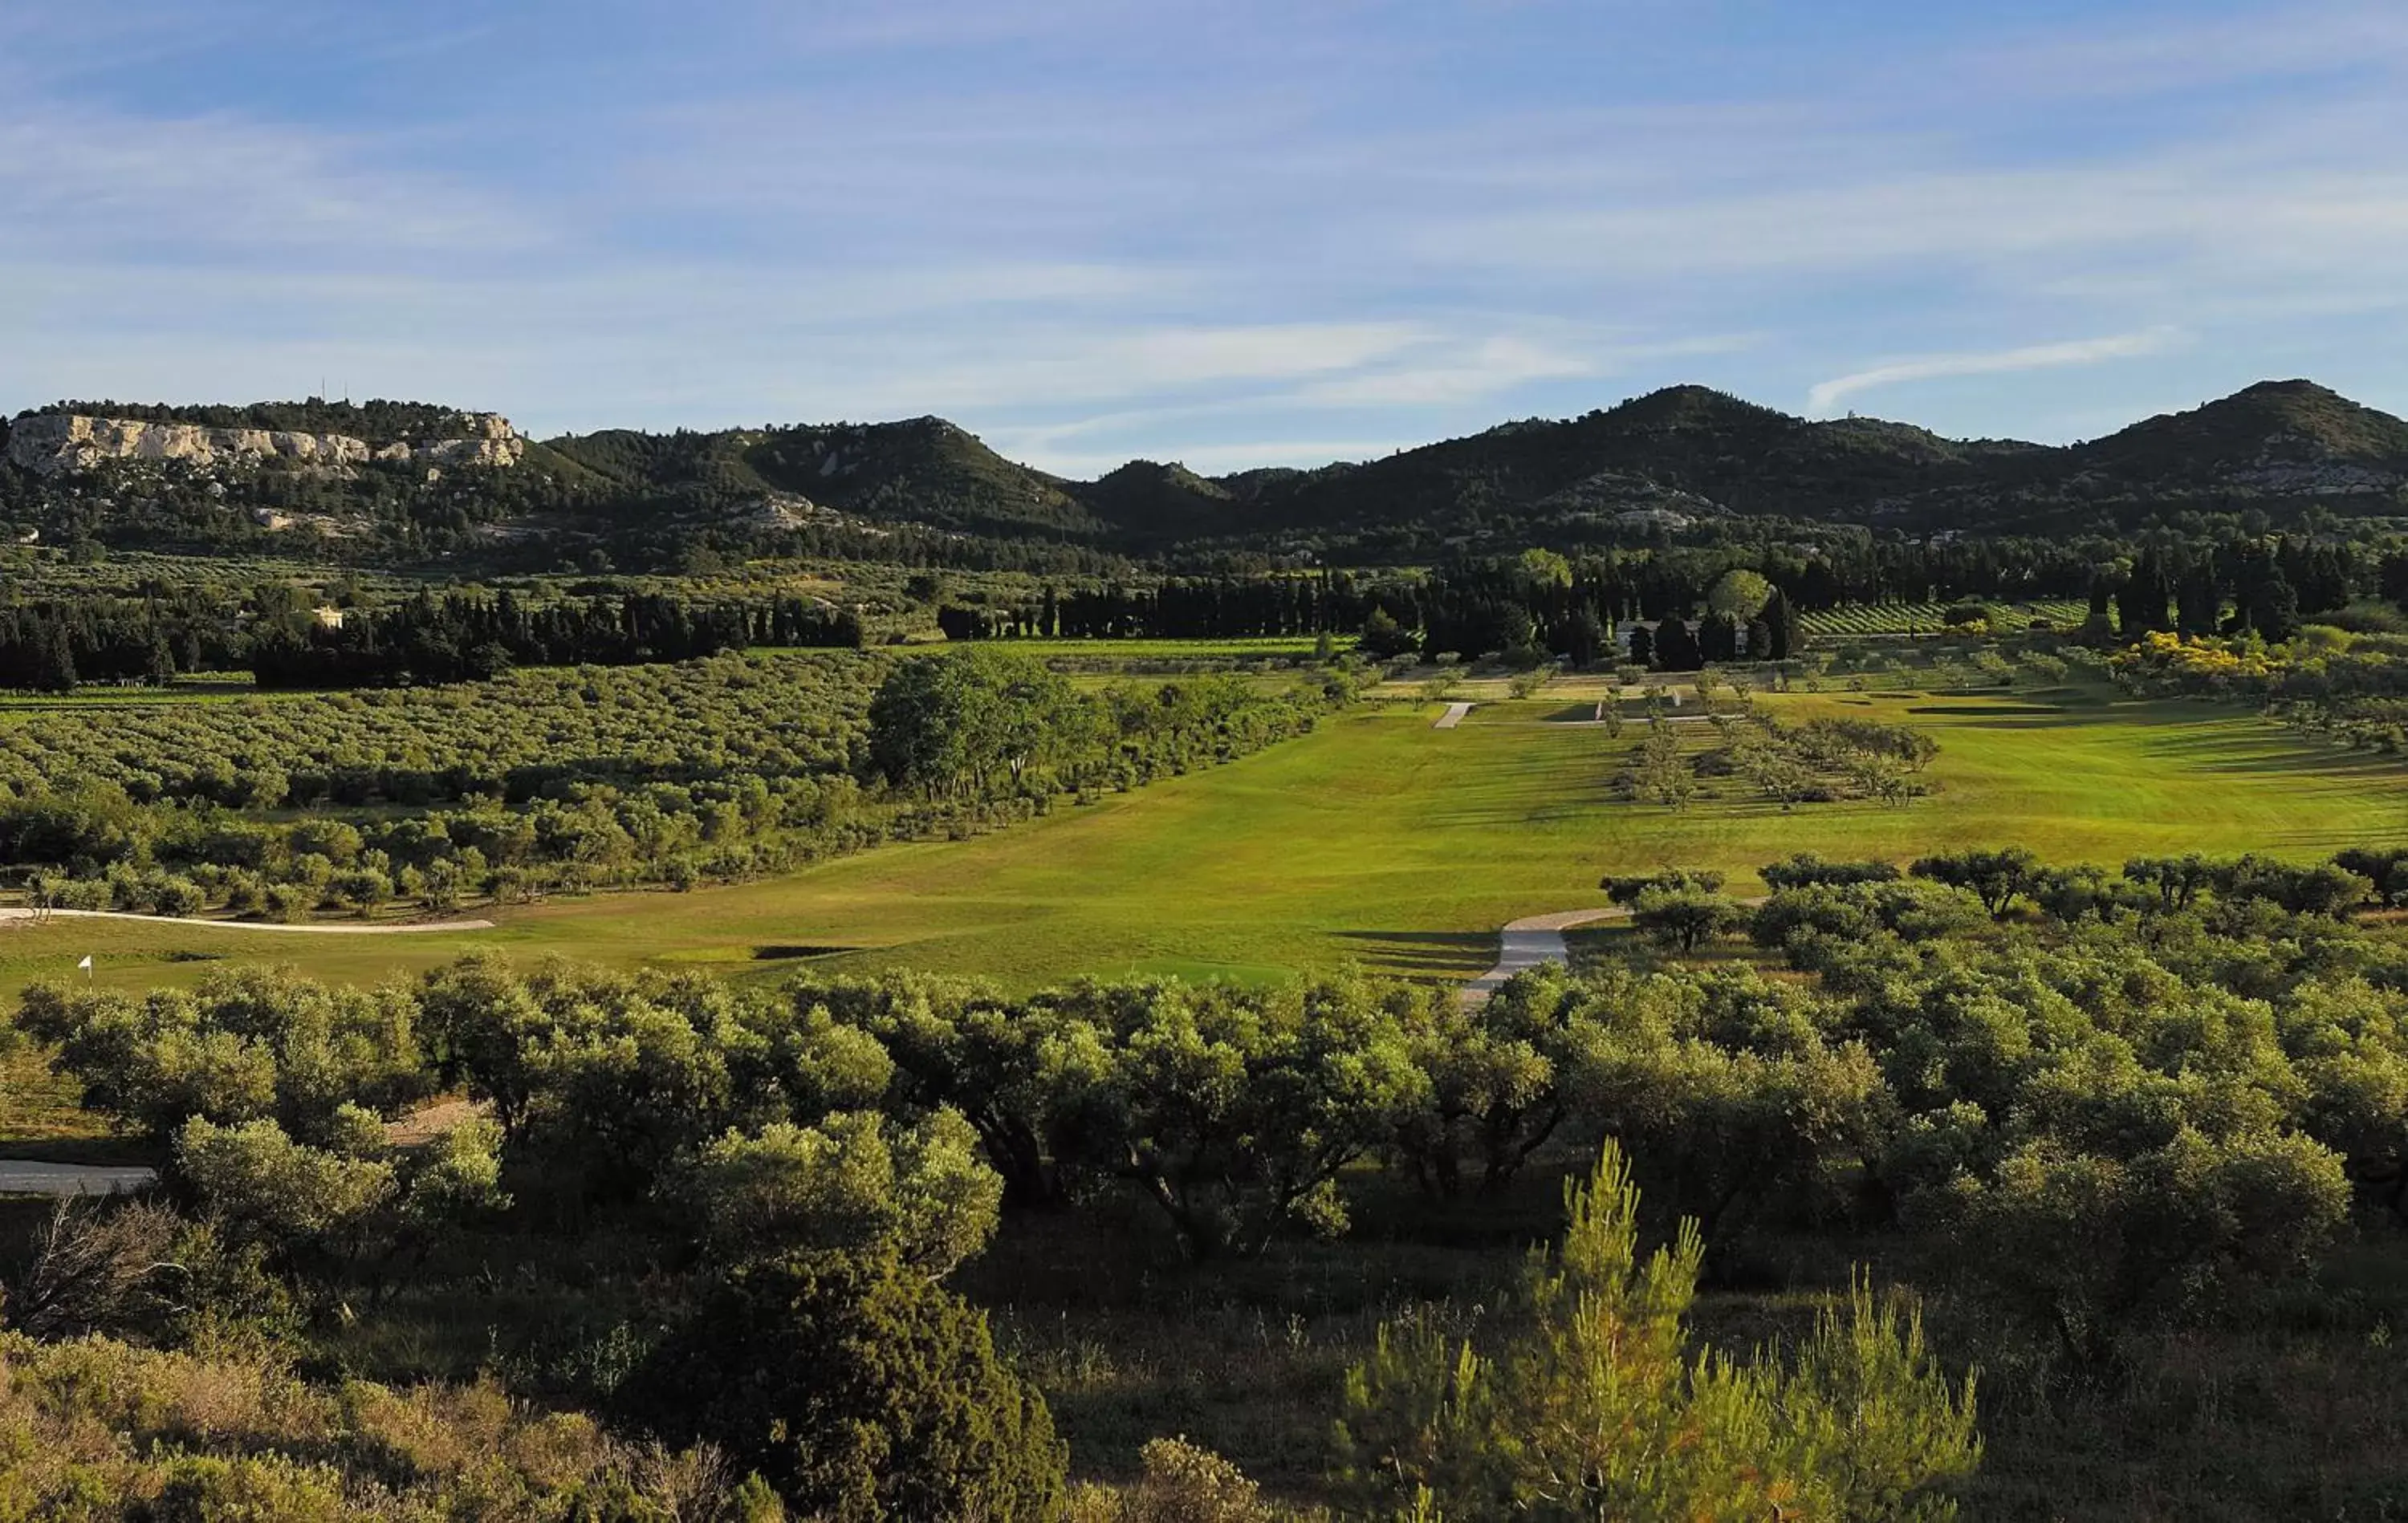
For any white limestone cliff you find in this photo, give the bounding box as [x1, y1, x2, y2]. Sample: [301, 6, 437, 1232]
[3, 412, 527, 476]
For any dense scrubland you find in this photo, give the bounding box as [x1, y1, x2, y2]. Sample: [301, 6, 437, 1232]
[7, 847, 2408, 1517]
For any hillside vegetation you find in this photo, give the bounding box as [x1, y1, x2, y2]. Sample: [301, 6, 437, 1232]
[9, 380, 2406, 562]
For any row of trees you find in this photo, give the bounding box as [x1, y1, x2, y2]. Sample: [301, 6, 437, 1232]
[0, 593, 250, 691]
[937, 575, 1360, 641]
[1608, 847, 2389, 955]
[865, 648, 1345, 802]
[32, 854, 2363, 1322]
[251, 590, 864, 688]
[906, 528, 2394, 675]
[0, 585, 864, 693]
[2, 521, 2390, 693]
[2112, 623, 2408, 767]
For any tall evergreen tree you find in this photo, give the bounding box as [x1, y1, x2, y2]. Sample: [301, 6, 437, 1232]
[1653, 616, 1702, 672]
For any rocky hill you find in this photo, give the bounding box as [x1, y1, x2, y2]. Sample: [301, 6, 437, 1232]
[543, 416, 1099, 539]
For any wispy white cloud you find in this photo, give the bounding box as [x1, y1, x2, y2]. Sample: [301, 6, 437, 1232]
[1293, 336, 1591, 408]
[1808, 329, 2182, 414]
[0, 101, 542, 258]
[1289, 331, 1766, 408]
[1975, 0, 2408, 97]
[832, 323, 1436, 416]
[1422, 150, 2408, 294]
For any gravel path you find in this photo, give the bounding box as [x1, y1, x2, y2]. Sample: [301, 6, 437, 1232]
[1434, 701, 1474, 729]
[0, 1160, 158, 1196]
[0, 908, 496, 935]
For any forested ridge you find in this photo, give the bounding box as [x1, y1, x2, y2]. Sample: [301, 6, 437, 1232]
[9, 377, 2407, 562]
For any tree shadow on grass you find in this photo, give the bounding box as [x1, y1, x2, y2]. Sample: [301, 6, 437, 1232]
[2141, 730, 2408, 778]
[0, 1135, 160, 1167]
[1332, 930, 1494, 974]
[1910, 702, 2142, 730]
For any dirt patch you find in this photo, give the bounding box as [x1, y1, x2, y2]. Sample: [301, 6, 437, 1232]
[385, 1097, 490, 1149]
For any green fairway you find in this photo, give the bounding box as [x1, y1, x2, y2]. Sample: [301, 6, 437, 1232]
[6, 684, 2404, 996]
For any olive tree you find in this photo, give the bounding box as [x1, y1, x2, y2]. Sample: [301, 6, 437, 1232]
[1631, 888, 1747, 953]
[1395, 970, 1580, 1196]
[1759, 852, 1900, 891]
[1910, 848, 2041, 919]
[801, 972, 1081, 1210]
[1047, 979, 1430, 1258]
[1601, 867, 1725, 906]
[662, 1110, 1002, 1277]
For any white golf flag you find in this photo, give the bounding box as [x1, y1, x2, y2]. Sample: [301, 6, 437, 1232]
[76, 956, 92, 972]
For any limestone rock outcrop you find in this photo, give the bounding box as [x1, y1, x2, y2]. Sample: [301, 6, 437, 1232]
[3, 412, 525, 476]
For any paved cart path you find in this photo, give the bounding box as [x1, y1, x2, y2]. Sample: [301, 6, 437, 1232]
[1461, 907, 1629, 1000]
[0, 1160, 158, 1196]
[1462, 896, 1767, 1001]
[1434, 701, 1474, 729]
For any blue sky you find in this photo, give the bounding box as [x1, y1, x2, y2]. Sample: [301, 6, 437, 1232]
[6, 0, 2406, 475]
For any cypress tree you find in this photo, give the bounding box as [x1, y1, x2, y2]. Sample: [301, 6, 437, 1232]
[1653, 616, 1702, 672]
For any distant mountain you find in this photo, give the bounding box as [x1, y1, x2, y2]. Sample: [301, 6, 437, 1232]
[1188, 385, 2048, 540]
[1072, 460, 1237, 542]
[2068, 380, 2408, 494]
[1145, 379, 2408, 542]
[8, 380, 2406, 560]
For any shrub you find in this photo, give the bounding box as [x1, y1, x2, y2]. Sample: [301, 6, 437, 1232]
[1760, 852, 1900, 891]
[177, 1116, 395, 1247]
[1601, 867, 1726, 906]
[0, 1330, 737, 1520]
[1066, 1437, 1273, 1522]
[620, 1249, 1065, 1521]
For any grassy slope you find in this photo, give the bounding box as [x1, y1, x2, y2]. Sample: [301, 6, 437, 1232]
[7, 683, 2403, 997]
